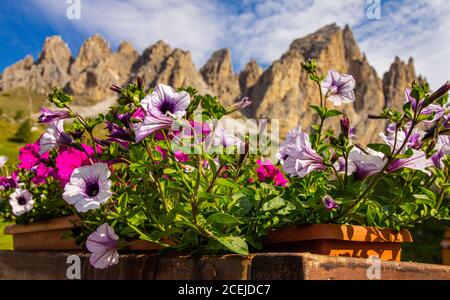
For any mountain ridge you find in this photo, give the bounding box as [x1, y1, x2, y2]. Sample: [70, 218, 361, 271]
[0, 23, 420, 144]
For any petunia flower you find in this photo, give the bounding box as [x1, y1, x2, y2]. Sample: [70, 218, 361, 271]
[279, 127, 326, 178]
[39, 120, 75, 155]
[174, 150, 189, 163]
[9, 188, 34, 216]
[141, 84, 190, 119]
[0, 172, 18, 190]
[18, 142, 48, 170]
[86, 223, 119, 269]
[347, 148, 385, 180]
[379, 128, 425, 154]
[32, 164, 56, 185]
[404, 88, 444, 122]
[323, 195, 339, 211]
[386, 150, 433, 174]
[0, 156, 7, 169]
[431, 136, 450, 169]
[63, 163, 112, 212]
[321, 70, 356, 106]
[134, 111, 175, 143]
[55, 144, 97, 186]
[38, 108, 71, 124]
[256, 159, 288, 187]
[134, 84, 190, 142]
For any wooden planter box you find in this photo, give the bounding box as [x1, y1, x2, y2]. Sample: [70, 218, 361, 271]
[4, 218, 412, 261]
[264, 224, 412, 262]
[442, 227, 450, 265]
[3, 216, 167, 252]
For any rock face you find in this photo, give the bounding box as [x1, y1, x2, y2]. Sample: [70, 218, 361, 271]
[383, 57, 418, 111]
[247, 24, 389, 144]
[130, 41, 209, 94]
[0, 24, 423, 145]
[239, 60, 263, 99]
[200, 49, 240, 106]
[1, 36, 72, 93]
[66, 36, 139, 102]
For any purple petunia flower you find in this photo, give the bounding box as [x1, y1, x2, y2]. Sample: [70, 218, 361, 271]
[321, 70, 356, 106]
[134, 84, 190, 142]
[86, 223, 119, 269]
[347, 148, 385, 180]
[9, 188, 34, 216]
[38, 108, 71, 124]
[323, 195, 339, 211]
[279, 127, 326, 178]
[386, 150, 433, 174]
[0, 172, 18, 190]
[62, 163, 112, 212]
[404, 88, 444, 122]
[431, 136, 450, 169]
[379, 128, 425, 153]
[39, 120, 75, 155]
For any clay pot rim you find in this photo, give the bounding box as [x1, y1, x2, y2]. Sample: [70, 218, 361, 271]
[4, 215, 81, 235]
[4, 215, 173, 251]
[264, 223, 413, 244]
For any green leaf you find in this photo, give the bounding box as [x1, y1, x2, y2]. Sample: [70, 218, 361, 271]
[163, 168, 178, 175]
[324, 109, 343, 118]
[367, 143, 391, 157]
[215, 178, 239, 190]
[261, 197, 286, 211]
[207, 213, 243, 226]
[118, 193, 128, 212]
[214, 236, 249, 255]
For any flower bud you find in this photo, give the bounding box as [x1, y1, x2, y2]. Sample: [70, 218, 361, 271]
[429, 81, 450, 103]
[340, 117, 350, 137]
[109, 85, 122, 94]
[137, 76, 144, 90]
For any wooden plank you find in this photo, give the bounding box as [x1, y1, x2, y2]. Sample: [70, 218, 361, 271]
[0, 251, 449, 280]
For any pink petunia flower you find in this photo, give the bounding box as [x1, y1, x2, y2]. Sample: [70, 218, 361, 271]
[256, 159, 288, 187]
[55, 144, 97, 186]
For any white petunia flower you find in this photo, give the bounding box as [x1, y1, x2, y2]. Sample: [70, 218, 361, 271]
[9, 188, 34, 216]
[63, 163, 112, 213]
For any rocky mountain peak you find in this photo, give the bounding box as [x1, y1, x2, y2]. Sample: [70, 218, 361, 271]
[383, 56, 417, 110]
[0, 24, 424, 145]
[37, 36, 72, 69]
[71, 34, 112, 74]
[239, 60, 262, 96]
[117, 41, 138, 56]
[200, 48, 240, 106]
[200, 49, 234, 85]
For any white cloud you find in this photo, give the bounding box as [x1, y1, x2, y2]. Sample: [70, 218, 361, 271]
[29, 0, 449, 88]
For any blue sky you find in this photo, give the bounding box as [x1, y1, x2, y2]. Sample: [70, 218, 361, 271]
[0, 0, 449, 88]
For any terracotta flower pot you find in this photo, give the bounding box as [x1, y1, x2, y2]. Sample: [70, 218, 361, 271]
[263, 224, 413, 262]
[441, 227, 450, 265]
[4, 215, 82, 251]
[4, 216, 171, 252]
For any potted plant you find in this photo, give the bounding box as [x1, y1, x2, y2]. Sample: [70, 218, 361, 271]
[1, 61, 449, 269]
